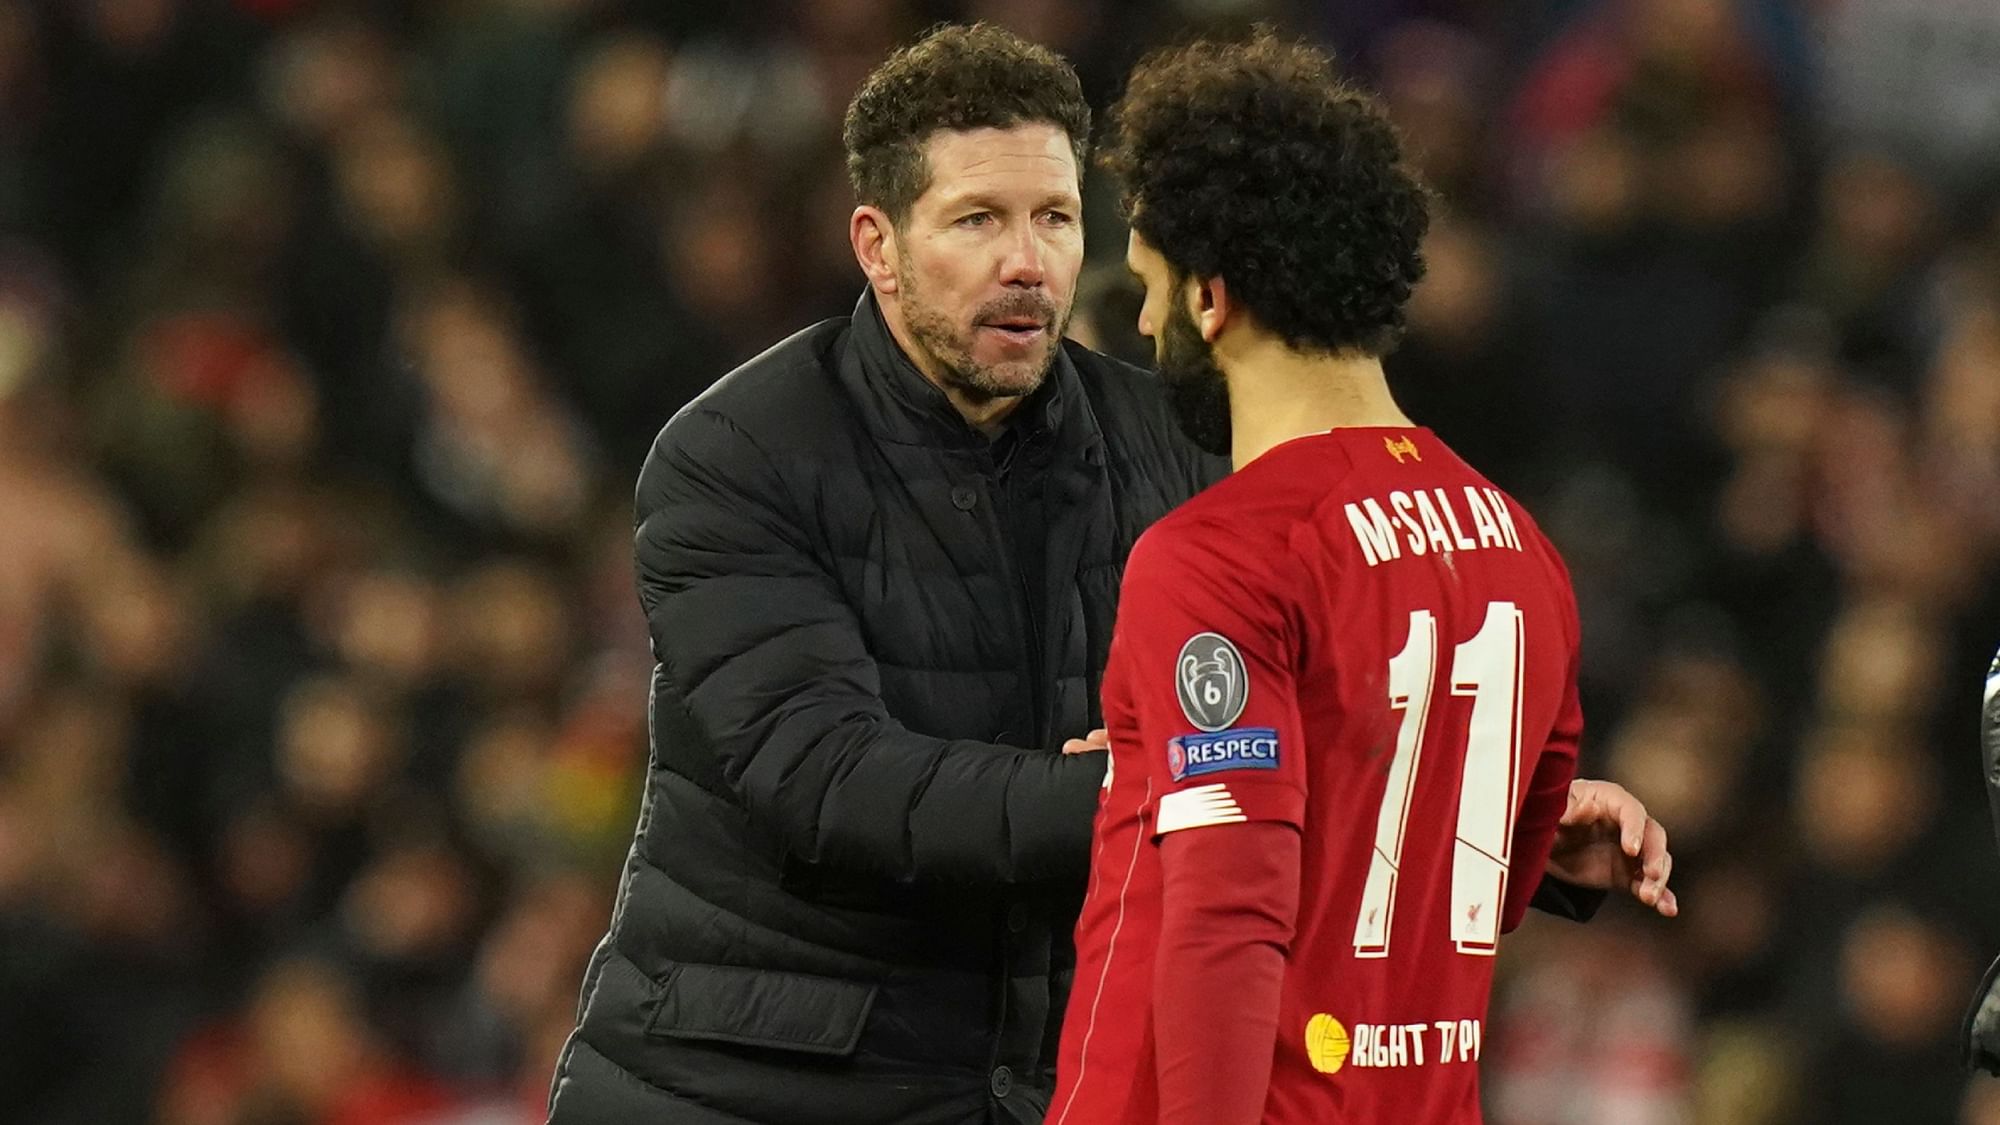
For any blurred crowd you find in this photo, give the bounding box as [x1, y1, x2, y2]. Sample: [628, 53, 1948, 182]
[2, 0, 1999, 1122]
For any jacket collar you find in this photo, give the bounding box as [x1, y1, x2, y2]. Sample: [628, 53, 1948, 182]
[840, 290, 1069, 450]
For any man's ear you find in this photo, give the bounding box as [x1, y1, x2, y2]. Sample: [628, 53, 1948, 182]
[851, 206, 900, 295]
[1191, 274, 1232, 343]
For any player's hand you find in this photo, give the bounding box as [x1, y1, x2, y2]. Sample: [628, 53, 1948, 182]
[1544, 779, 1678, 918]
[1063, 728, 1110, 755]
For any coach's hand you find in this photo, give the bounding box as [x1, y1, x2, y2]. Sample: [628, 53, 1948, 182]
[1546, 779, 1678, 918]
[1062, 728, 1110, 755]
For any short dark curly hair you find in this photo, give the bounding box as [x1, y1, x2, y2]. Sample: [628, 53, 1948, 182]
[844, 23, 1091, 223]
[1100, 32, 1430, 357]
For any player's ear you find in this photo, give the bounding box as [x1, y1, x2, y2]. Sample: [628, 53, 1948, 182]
[852, 205, 900, 295]
[1194, 274, 1231, 343]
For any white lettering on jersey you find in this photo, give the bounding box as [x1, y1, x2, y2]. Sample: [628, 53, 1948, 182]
[1345, 487, 1526, 566]
[1389, 490, 1427, 555]
[1483, 488, 1522, 550]
[1344, 498, 1401, 567]
[1344, 1019, 1482, 1069]
[1463, 487, 1504, 548]
[1412, 490, 1455, 555]
[1434, 488, 1477, 550]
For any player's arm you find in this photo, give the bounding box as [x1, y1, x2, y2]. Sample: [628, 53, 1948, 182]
[635, 407, 1102, 886]
[1501, 631, 1583, 933]
[1156, 824, 1300, 1125]
[1120, 529, 1309, 1125]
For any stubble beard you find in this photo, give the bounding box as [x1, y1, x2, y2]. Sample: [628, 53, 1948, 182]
[898, 258, 1070, 406]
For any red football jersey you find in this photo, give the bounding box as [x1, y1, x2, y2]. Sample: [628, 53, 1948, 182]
[1053, 427, 1582, 1125]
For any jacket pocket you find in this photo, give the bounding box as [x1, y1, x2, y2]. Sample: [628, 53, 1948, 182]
[645, 963, 878, 1058]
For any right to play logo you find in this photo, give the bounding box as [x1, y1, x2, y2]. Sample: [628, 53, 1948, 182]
[1305, 1013, 1351, 1074]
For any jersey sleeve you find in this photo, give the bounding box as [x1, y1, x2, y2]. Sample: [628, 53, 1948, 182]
[1113, 524, 1310, 839]
[1115, 522, 1308, 1125]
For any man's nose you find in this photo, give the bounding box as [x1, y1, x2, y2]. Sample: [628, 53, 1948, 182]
[998, 225, 1046, 288]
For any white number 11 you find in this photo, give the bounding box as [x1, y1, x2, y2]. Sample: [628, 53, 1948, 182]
[1353, 601, 1525, 959]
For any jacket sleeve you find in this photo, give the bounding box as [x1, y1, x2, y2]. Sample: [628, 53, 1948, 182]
[635, 406, 1103, 886]
[1528, 875, 1606, 922]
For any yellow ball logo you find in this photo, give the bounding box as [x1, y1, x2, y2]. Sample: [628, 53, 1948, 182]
[1305, 1013, 1350, 1075]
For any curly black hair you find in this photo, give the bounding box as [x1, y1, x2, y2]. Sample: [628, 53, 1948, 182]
[844, 23, 1091, 223]
[1100, 31, 1430, 357]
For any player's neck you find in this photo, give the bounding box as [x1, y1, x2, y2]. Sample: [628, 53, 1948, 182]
[1220, 334, 1411, 471]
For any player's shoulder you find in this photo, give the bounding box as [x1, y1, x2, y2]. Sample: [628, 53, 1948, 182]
[1127, 446, 1341, 598]
[1325, 428, 1576, 589]
[1427, 441, 1579, 615]
[1430, 440, 1566, 569]
[1177, 432, 1365, 528]
[1142, 429, 1396, 581]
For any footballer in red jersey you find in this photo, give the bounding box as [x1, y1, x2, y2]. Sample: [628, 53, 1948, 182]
[1053, 34, 1629, 1125]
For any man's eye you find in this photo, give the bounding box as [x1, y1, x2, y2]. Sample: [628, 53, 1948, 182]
[958, 212, 994, 228]
[1042, 211, 1075, 226]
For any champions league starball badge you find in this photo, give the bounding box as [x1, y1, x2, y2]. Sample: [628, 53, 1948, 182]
[1175, 632, 1249, 731]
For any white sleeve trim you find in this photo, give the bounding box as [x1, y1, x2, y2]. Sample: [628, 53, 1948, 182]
[1155, 783, 1248, 835]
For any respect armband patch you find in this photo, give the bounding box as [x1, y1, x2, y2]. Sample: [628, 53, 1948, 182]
[1167, 726, 1281, 782]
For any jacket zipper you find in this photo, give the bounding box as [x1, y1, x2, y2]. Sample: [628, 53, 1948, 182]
[982, 450, 1045, 748]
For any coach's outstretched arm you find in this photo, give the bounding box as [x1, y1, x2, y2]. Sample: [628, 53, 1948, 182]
[636, 406, 1101, 887]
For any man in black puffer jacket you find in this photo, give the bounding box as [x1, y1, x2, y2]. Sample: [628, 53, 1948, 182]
[548, 25, 1673, 1125]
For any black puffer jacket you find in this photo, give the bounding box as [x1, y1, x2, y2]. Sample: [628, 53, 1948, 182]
[548, 294, 1218, 1124]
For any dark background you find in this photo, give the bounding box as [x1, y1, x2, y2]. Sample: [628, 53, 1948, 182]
[2, 0, 1999, 1122]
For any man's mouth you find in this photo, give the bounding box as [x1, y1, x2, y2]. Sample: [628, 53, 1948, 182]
[980, 318, 1047, 347]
